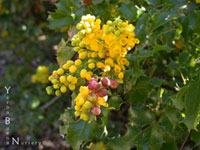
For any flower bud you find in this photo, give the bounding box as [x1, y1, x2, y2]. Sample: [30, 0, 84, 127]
[87, 93, 97, 102]
[96, 88, 107, 97]
[110, 80, 119, 89]
[91, 106, 101, 116]
[101, 77, 110, 87]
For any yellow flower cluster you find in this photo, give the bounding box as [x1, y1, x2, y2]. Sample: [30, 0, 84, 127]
[31, 66, 49, 84]
[74, 86, 108, 121]
[47, 58, 98, 96]
[47, 60, 80, 96]
[46, 14, 139, 121]
[72, 14, 139, 82]
[196, 0, 200, 3]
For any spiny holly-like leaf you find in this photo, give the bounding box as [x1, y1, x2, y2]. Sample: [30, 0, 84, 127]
[135, 13, 150, 42]
[170, 86, 188, 110]
[138, 48, 153, 59]
[153, 44, 175, 53]
[56, 39, 75, 67]
[125, 77, 152, 104]
[106, 126, 141, 150]
[117, 2, 137, 21]
[150, 78, 164, 88]
[67, 120, 98, 150]
[48, 0, 73, 31]
[183, 74, 200, 129]
[59, 108, 74, 135]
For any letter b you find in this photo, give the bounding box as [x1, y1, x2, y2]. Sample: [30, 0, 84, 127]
[5, 117, 10, 125]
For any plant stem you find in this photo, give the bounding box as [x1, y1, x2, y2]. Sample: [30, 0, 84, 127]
[180, 130, 191, 150]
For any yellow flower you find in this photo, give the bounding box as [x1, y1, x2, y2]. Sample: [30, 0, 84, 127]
[96, 97, 108, 107]
[76, 96, 85, 106]
[86, 73, 92, 80]
[67, 75, 73, 82]
[96, 62, 104, 68]
[80, 86, 89, 96]
[88, 59, 94, 63]
[80, 69, 87, 78]
[63, 60, 74, 69]
[57, 68, 64, 75]
[71, 77, 78, 84]
[80, 114, 89, 121]
[64, 81, 69, 86]
[119, 38, 127, 46]
[98, 52, 105, 58]
[59, 76, 66, 83]
[69, 84, 76, 90]
[82, 101, 92, 109]
[104, 65, 111, 72]
[53, 84, 60, 89]
[87, 52, 92, 58]
[120, 58, 128, 65]
[75, 111, 81, 117]
[105, 58, 114, 67]
[196, 0, 200, 3]
[75, 105, 80, 111]
[88, 63, 95, 69]
[75, 59, 82, 66]
[79, 52, 87, 59]
[114, 65, 121, 73]
[91, 52, 98, 58]
[60, 85, 67, 93]
[118, 72, 124, 79]
[69, 65, 77, 73]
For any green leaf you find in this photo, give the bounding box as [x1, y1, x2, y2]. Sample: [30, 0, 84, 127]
[183, 74, 200, 129]
[67, 120, 98, 150]
[153, 44, 175, 53]
[160, 134, 178, 150]
[56, 39, 75, 67]
[164, 107, 180, 128]
[129, 106, 156, 126]
[59, 108, 74, 135]
[48, 0, 73, 30]
[106, 126, 141, 150]
[151, 12, 177, 32]
[125, 77, 152, 104]
[93, 3, 111, 21]
[150, 78, 164, 88]
[135, 13, 150, 42]
[117, 2, 137, 21]
[138, 48, 153, 58]
[170, 86, 188, 110]
[135, 124, 164, 150]
[108, 93, 123, 110]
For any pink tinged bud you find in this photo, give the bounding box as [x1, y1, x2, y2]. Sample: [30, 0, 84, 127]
[93, 83, 100, 90]
[96, 88, 107, 97]
[91, 106, 101, 115]
[88, 79, 100, 90]
[110, 80, 119, 89]
[101, 77, 110, 87]
[87, 93, 97, 102]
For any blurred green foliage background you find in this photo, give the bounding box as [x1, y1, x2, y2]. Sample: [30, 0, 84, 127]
[0, 1, 70, 149]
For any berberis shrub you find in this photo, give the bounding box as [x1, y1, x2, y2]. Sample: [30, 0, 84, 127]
[44, 0, 200, 149]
